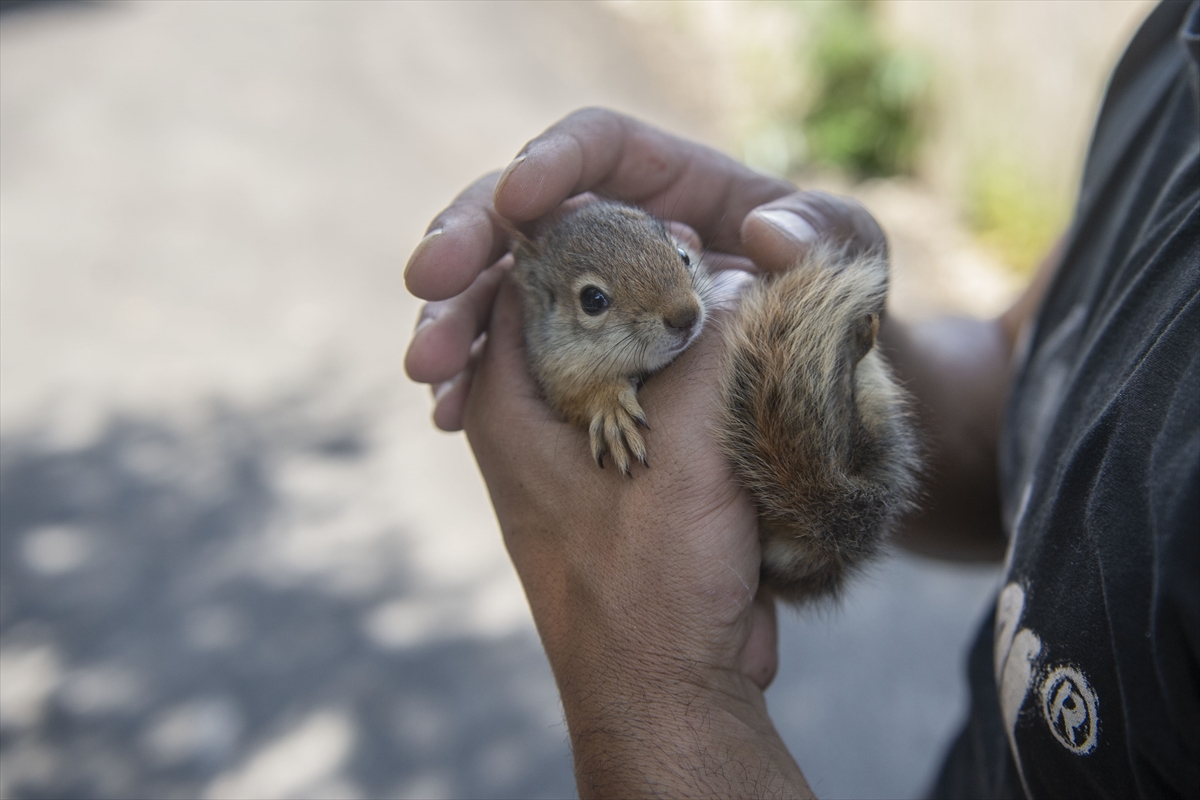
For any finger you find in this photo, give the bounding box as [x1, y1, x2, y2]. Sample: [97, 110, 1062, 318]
[431, 370, 471, 432]
[741, 590, 779, 691]
[464, 276, 544, 452]
[493, 107, 794, 252]
[405, 256, 510, 385]
[701, 251, 758, 275]
[472, 276, 532, 398]
[666, 221, 702, 253]
[740, 191, 888, 273]
[429, 329, 490, 431]
[404, 172, 514, 301]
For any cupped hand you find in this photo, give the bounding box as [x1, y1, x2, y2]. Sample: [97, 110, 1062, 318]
[464, 273, 776, 695]
[404, 108, 796, 432]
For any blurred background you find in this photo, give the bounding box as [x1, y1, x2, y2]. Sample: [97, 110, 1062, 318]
[0, 1, 1151, 798]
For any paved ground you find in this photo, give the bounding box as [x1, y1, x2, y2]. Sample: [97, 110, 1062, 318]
[1, 3, 1004, 798]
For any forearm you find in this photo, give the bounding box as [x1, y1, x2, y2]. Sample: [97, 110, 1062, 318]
[877, 238, 1065, 561]
[877, 313, 1010, 560]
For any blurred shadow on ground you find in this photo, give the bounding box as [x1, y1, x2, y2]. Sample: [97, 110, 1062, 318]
[0, 395, 574, 799]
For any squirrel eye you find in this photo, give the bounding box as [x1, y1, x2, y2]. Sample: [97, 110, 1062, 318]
[677, 248, 691, 267]
[579, 286, 610, 315]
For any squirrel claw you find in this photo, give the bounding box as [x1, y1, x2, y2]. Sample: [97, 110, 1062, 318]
[588, 402, 646, 477]
[588, 415, 608, 468]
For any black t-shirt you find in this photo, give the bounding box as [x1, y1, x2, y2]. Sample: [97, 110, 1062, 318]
[934, 2, 1200, 798]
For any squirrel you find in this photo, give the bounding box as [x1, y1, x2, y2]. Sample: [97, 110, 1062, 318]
[510, 200, 921, 603]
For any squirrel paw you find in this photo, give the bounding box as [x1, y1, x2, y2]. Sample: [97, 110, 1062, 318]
[587, 384, 648, 477]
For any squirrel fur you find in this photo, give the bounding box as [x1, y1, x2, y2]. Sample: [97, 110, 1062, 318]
[511, 200, 921, 603]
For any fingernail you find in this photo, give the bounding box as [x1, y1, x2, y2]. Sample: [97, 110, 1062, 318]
[754, 209, 817, 245]
[404, 228, 444, 281]
[494, 153, 528, 199]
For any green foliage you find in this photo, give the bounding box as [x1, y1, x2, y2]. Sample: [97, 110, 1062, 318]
[966, 155, 1069, 275]
[797, 1, 927, 178]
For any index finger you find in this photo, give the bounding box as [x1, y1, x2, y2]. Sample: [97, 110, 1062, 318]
[403, 171, 512, 301]
[494, 108, 795, 253]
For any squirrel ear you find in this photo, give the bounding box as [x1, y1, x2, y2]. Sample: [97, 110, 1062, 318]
[512, 228, 540, 259]
[486, 208, 539, 256]
[851, 313, 880, 364]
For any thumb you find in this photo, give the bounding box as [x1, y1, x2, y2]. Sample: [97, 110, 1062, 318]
[740, 191, 887, 274]
[464, 274, 549, 457]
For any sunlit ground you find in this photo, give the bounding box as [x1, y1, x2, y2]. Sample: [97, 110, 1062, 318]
[0, 2, 1146, 798]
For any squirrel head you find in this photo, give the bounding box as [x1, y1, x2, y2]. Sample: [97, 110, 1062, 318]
[513, 201, 710, 380]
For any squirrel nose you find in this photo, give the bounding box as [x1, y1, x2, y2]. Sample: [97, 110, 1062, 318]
[664, 304, 699, 334]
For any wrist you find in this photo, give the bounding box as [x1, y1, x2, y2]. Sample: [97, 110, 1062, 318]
[561, 664, 809, 799]
[514, 555, 809, 796]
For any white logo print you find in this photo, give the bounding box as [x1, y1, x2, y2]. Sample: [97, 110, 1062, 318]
[994, 581, 1101, 777]
[1040, 665, 1099, 754]
[994, 583, 1041, 796]
[994, 583, 1043, 738]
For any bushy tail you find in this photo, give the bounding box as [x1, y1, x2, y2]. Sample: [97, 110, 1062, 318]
[717, 245, 921, 604]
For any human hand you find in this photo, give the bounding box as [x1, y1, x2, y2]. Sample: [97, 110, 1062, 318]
[404, 109, 895, 796]
[456, 187, 889, 684]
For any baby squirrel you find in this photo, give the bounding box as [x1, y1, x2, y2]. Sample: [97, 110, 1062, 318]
[511, 201, 921, 603]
